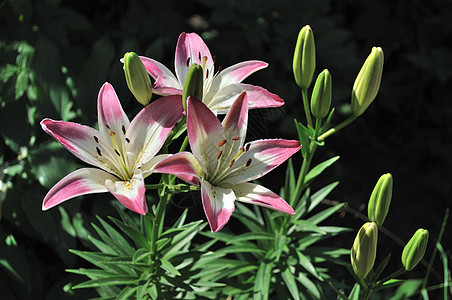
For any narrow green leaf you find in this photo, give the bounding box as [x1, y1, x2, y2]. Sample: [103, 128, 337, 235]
[281, 267, 300, 300]
[294, 119, 310, 158]
[349, 283, 360, 300]
[304, 156, 340, 184]
[297, 272, 321, 299]
[173, 209, 188, 228]
[160, 258, 181, 276]
[369, 253, 391, 283]
[254, 261, 274, 300]
[108, 216, 148, 249]
[297, 251, 320, 279]
[117, 286, 138, 300]
[96, 216, 135, 255]
[71, 276, 139, 289]
[307, 202, 344, 225]
[308, 181, 339, 213]
[132, 248, 151, 263]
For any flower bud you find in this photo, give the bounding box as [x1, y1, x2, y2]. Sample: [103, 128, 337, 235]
[293, 25, 316, 89]
[182, 63, 203, 111]
[351, 222, 378, 279]
[123, 52, 153, 106]
[368, 173, 393, 227]
[351, 47, 384, 116]
[311, 69, 332, 119]
[402, 229, 429, 271]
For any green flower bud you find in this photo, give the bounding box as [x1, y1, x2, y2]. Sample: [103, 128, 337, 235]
[123, 52, 153, 106]
[293, 25, 316, 89]
[368, 173, 393, 227]
[402, 229, 429, 271]
[311, 69, 332, 119]
[351, 47, 384, 116]
[182, 63, 203, 111]
[351, 222, 378, 279]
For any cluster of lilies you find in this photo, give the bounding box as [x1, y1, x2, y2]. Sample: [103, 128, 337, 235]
[41, 33, 301, 232]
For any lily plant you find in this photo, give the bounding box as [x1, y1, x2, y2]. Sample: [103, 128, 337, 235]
[137, 32, 284, 113]
[153, 92, 301, 232]
[41, 83, 184, 215]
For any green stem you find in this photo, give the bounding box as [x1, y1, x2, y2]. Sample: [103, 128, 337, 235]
[302, 88, 313, 128]
[150, 188, 170, 257]
[317, 115, 357, 141]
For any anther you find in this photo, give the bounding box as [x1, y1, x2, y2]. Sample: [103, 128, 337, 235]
[246, 158, 252, 167]
[218, 139, 227, 147]
[114, 149, 121, 156]
[122, 125, 126, 135]
[110, 130, 116, 136]
[125, 137, 130, 143]
[217, 150, 223, 159]
[218, 66, 223, 73]
[186, 57, 191, 67]
[198, 52, 201, 61]
[232, 136, 240, 140]
[96, 147, 102, 156]
[93, 136, 99, 143]
[106, 124, 111, 130]
[229, 159, 235, 167]
[206, 69, 209, 79]
[245, 143, 250, 151]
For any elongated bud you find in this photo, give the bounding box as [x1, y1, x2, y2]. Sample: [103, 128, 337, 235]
[402, 229, 429, 271]
[351, 47, 384, 116]
[123, 52, 153, 106]
[182, 63, 203, 111]
[311, 69, 332, 119]
[351, 222, 378, 279]
[293, 25, 316, 89]
[368, 173, 393, 227]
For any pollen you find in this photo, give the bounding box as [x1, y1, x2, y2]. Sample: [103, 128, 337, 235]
[186, 57, 191, 67]
[217, 150, 223, 159]
[122, 125, 126, 135]
[218, 139, 227, 147]
[96, 147, 102, 156]
[93, 136, 99, 143]
[229, 159, 235, 167]
[232, 136, 240, 140]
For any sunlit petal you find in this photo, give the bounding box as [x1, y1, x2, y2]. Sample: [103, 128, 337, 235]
[152, 152, 201, 185]
[175, 33, 213, 87]
[42, 168, 117, 210]
[105, 169, 147, 215]
[221, 139, 301, 185]
[201, 179, 236, 232]
[232, 182, 295, 215]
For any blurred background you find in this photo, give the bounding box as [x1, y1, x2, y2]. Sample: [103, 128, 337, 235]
[0, 0, 451, 298]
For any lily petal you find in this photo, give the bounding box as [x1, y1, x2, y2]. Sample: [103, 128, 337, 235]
[141, 153, 172, 178]
[213, 60, 268, 89]
[105, 169, 147, 215]
[222, 139, 301, 185]
[187, 97, 225, 175]
[41, 118, 116, 173]
[126, 95, 184, 166]
[175, 33, 213, 88]
[232, 182, 295, 215]
[139, 56, 182, 95]
[201, 179, 236, 232]
[152, 152, 201, 185]
[220, 92, 248, 167]
[97, 83, 130, 144]
[42, 168, 117, 210]
[206, 83, 284, 114]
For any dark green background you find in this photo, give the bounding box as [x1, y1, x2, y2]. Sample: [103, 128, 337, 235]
[1, 0, 450, 298]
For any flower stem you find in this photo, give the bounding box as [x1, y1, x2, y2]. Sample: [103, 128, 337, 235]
[302, 88, 313, 128]
[317, 115, 357, 141]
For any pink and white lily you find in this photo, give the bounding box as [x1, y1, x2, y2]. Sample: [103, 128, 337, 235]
[138, 32, 284, 114]
[41, 83, 184, 214]
[153, 93, 301, 232]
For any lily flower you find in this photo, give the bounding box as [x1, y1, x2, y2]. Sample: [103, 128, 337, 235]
[137, 32, 284, 114]
[41, 83, 184, 214]
[153, 92, 301, 232]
